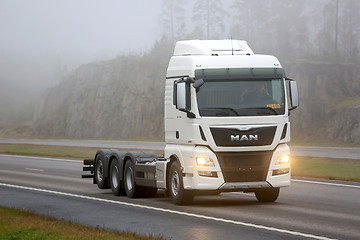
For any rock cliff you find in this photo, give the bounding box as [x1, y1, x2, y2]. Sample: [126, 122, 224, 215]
[289, 60, 360, 143]
[33, 41, 172, 140]
[33, 52, 360, 143]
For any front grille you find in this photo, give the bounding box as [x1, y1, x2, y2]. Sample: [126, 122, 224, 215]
[210, 126, 276, 147]
[216, 151, 273, 182]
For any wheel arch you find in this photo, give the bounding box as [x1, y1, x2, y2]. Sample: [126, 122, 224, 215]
[122, 151, 158, 185]
[108, 150, 127, 181]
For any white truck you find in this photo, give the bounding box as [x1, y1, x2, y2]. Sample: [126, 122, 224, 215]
[82, 40, 299, 205]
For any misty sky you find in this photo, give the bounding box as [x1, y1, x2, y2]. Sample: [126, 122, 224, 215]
[0, 0, 162, 91]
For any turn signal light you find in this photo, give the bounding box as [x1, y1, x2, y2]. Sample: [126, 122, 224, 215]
[198, 171, 218, 177]
[273, 168, 290, 176]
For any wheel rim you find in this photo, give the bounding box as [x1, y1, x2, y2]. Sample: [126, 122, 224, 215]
[111, 165, 119, 189]
[126, 166, 133, 190]
[96, 160, 103, 182]
[171, 170, 179, 196]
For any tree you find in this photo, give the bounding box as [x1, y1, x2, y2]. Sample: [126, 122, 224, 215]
[338, 0, 360, 61]
[266, 1, 310, 62]
[190, 0, 227, 39]
[317, 0, 360, 62]
[229, 0, 271, 51]
[230, 0, 310, 62]
[160, 0, 188, 43]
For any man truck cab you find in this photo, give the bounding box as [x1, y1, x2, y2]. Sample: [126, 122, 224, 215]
[82, 40, 299, 205]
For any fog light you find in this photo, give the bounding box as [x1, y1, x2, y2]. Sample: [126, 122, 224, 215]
[273, 168, 290, 176]
[198, 171, 218, 177]
[196, 157, 214, 166]
[277, 155, 290, 164]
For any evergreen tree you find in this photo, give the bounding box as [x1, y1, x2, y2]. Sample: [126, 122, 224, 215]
[317, 0, 339, 59]
[160, 0, 188, 43]
[230, 0, 311, 62]
[317, 0, 360, 62]
[190, 0, 227, 39]
[266, 0, 309, 62]
[229, 0, 271, 51]
[338, 0, 360, 61]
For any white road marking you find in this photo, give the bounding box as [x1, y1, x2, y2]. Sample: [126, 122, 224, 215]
[292, 179, 360, 189]
[0, 182, 336, 240]
[0, 154, 81, 163]
[25, 168, 44, 172]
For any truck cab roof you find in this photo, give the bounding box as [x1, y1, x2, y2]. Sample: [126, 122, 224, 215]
[173, 40, 254, 56]
[167, 40, 282, 78]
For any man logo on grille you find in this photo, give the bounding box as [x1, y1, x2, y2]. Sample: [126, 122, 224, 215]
[231, 134, 258, 141]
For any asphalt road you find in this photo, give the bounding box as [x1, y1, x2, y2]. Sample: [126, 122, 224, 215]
[0, 154, 359, 240]
[1, 138, 360, 159]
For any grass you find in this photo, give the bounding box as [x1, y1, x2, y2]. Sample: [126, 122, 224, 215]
[0, 144, 98, 159]
[0, 207, 163, 240]
[0, 144, 163, 159]
[291, 156, 360, 182]
[289, 139, 360, 148]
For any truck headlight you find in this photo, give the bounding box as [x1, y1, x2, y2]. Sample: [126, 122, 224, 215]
[196, 157, 214, 167]
[277, 155, 290, 164]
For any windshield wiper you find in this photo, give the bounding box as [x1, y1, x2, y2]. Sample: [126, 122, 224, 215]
[201, 107, 239, 116]
[242, 107, 278, 115]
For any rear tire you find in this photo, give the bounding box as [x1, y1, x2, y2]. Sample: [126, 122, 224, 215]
[255, 188, 280, 203]
[95, 155, 109, 189]
[110, 160, 126, 196]
[124, 160, 142, 198]
[168, 161, 193, 205]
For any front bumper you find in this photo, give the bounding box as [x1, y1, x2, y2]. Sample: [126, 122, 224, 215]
[183, 144, 291, 191]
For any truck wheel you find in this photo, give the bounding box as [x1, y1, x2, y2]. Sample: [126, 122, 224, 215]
[124, 160, 141, 198]
[169, 161, 193, 205]
[255, 188, 280, 203]
[95, 155, 109, 189]
[110, 160, 126, 196]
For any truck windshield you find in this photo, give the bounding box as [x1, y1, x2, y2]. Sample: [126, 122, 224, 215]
[196, 78, 285, 116]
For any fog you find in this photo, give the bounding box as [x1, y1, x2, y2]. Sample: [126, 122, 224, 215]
[0, 0, 162, 92]
[1, 0, 360, 143]
[3, 0, 359, 95]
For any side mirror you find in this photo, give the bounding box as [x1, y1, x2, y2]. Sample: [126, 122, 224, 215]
[176, 82, 189, 111]
[173, 79, 196, 118]
[193, 78, 204, 91]
[288, 80, 299, 110]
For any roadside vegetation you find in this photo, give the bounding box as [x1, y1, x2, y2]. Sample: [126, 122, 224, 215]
[290, 140, 360, 148]
[291, 156, 360, 182]
[0, 144, 359, 183]
[0, 144, 97, 159]
[0, 207, 163, 240]
[0, 144, 163, 159]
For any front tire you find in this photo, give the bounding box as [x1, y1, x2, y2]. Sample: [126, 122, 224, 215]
[255, 188, 280, 203]
[169, 161, 193, 205]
